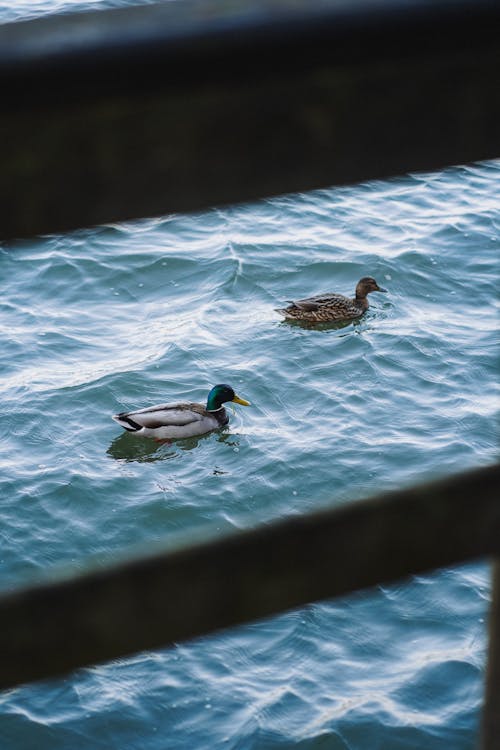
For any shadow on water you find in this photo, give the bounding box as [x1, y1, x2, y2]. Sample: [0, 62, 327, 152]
[106, 433, 178, 463]
[107, 429, 239, 463]
[277, 305, 391, 334]
[278, 317, 360, 333]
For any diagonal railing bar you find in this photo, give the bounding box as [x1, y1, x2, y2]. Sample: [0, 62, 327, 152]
[0, 462, 498, 692]
[1, 0, 499, 239]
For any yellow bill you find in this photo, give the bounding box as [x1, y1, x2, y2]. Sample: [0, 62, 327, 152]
[232, 394, 251, 406]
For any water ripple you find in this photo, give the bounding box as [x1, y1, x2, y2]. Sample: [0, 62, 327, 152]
[1, 159, 498, 749]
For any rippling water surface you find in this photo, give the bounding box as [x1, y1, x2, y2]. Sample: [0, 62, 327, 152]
[2, 4, 500, 749]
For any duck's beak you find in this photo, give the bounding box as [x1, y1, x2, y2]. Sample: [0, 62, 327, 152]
[232, 394, 251, 406]
[376, 285, 388, 293]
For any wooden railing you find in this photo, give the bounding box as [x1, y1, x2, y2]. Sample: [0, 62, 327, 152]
[1, 0, 499, 240]
[1, 1, 499, 747]
[0, 464, 499, 744]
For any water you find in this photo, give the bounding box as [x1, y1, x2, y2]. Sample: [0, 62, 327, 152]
[0, 0, 157, 23]
[1, 4, 500, 749]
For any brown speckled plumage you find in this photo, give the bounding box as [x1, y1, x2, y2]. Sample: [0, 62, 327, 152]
[275, 277, 387, 323]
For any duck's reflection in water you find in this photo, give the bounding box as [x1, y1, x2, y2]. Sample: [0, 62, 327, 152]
[107, 430, 239, 463]
[279, 317, 356, 332]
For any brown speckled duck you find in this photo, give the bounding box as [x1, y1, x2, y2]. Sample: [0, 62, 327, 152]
[275, 276, 387, 323]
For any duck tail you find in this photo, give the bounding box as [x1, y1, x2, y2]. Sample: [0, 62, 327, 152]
[112, 413, 142, 431]
[274, 307, 294, 317]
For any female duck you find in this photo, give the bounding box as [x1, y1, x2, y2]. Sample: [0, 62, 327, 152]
[275, 276, 387, 323]
[112, 384, 250, 441]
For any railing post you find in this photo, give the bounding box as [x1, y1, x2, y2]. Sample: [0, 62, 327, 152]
[482, 559, 500, 749]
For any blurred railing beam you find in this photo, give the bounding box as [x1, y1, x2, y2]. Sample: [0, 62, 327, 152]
[0, 0, 499, 240]
[483, 559, 500, 749]
[0, 462, 498, 691]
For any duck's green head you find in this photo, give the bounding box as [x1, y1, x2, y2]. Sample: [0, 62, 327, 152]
[206, 384, 251, 412]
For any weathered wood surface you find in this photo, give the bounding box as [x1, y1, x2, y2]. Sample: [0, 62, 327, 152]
[1, 0, 499, 239]
[0, 463, 498, 691]
[482, 559, 500, 750]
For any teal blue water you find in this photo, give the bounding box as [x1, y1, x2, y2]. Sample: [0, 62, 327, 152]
[2, 4, 500, 747]
[2, 156, 498, 748]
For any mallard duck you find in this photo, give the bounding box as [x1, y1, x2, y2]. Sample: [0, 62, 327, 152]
[275, 276, 387, 323]
[112, 384, 250, 441]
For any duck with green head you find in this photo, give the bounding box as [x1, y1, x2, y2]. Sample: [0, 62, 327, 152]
[275, 276, 387, 323]
[112, 384, 251, 441]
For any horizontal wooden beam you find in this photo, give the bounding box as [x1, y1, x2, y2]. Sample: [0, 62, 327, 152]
[1, 0, 499, 239]
[0, 462, 498, 690]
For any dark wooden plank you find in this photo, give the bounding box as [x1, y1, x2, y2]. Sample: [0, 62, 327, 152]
[0, 463, 498, 690]
[0, 0, 499, 239]
[482, 559, 500, 749]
